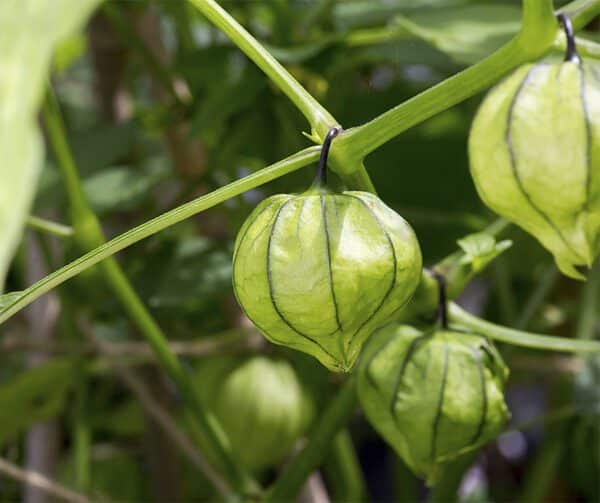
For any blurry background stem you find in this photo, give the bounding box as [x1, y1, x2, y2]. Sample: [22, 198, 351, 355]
[41, 85, 256, 496]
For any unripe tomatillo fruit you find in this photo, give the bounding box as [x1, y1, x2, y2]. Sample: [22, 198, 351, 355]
[469, 20, 600, 279]
[357, 323, 509, 484]
[233, 144, 422, 372]
[195, 355, 314, 470]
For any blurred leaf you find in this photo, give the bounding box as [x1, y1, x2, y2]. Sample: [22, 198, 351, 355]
[333, 0, 472, 30]
[144, 236, 232, 313]
[189, 66, 266, 147]
[0, 359, 74, 444]
[265, 37, 338, 64]
[91, 399, 145, 437]
[60, 450, 149, 501]
[0, 0, 101, 291]
[83, 157, 171, 215]
[71, 123, 137, 175]
[395, 5, 520, 64]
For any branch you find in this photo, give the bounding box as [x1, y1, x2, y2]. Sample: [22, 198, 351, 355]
[558, 0, 600, 30]
[185, 0, 375, 192]
[333, 0, 558, 160]
[26, 216, 73, 238]
[0, 146, 320, 325]
[0, 457, 92, 503]
[41, 87, 256, 495]
[90, 331, 230, 496]
[448, 303, 600, 354]
[187, 0, 335, 141]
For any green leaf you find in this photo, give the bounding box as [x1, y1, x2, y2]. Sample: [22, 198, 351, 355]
[395, 5, 521, 64]
[0, 359, 74, 444]
[333, 0, 472, 30]
[0, 0, 102, 292]
[83, 158, 171, 215]
[457, 232, 512, 271]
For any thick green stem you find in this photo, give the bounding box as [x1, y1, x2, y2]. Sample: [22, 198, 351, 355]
[333, 0, 557, 161]
[186, 0, 374, 192]
[41, 87, 256, 495]
[428, 452, 477, 503]
[323, 430, 367, 502]
[558, 0, 600, 30]
[265, 377, 358, 502]
[449, 303, 600, 354]
[518, 423, 568, 503]
[0, 146, 320, 325]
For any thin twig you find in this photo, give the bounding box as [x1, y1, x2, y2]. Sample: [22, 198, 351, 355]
[0, 457, 93, 503]
[1, 330, 260, 358]
[80, 321, 230, 497]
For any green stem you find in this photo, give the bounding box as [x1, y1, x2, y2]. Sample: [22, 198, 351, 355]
[187, 0, 335, 141]
[265, 377, 358, 502]
[576, 260, 600, 340]
[27, 216, 73, 238]
[41, 86, 256, 495]
[449, 303, 600, 354]
[333, 1, 557, 160]
[492, 259, 517, 325]
[73, 376, 91, 491]
[521, 0, 556, 39]
[323, 430, 367, 502]
[518, 423, 568, 503]
[0, 146, 320, 325]
[185, 0, 375, 192]
[515, 264, 559, 330]
[428, 452, 477, 503]
[558, 0, 600, 30]
[63, 305, 91, 492]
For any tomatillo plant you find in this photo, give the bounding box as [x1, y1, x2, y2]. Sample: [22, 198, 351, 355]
[1, 0, 600, 502]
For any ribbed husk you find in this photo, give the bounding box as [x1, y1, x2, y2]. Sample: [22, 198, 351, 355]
[469, 58, 600, 279]
[232, 189, 422, 372]
[357, 324, 510, 485]
[194, 355, 314, 470]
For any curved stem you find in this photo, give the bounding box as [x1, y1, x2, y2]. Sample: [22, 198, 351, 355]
[187, 0, 335, 141]
[42, 87, 257, 494]
[334, 0, 558, 161]
[314, 127, 341, 186]
[558, 0, 600, 30]
[449, 303, 600, 354]
[185, 0, 375, 193]
[323, 430, 367, 502]
[557, 13, 580, 62]
[0, 146, 320, 325]
[265, 377, 358, 502]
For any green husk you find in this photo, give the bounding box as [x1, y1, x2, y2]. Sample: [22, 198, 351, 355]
[357, 323, 510, 485]
[233, 190, 422, 372]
